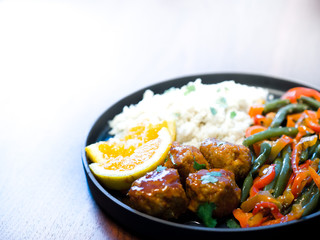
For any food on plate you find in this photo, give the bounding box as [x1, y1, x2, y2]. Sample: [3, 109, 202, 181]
[233, 87, 320, 228]
[86, 120, 174, 190]
[186, 169, 241, 219]
[109, 79, 268, 147]
[85, 79, 320, 229]
[164, 141, 210, 183]
[199, 138, 252, 182]
[128, 168, 188, 219]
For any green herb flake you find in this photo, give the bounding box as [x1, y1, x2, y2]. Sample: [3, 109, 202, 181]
[197, 202, 217, 228]
[210, 107, 217, 115]
[216, 97, 227, 108]
[230, 111, 237, 119]
[208, 171, 222, 177]
[156, 165, 167, 172]
[184, 84, 196, 95]
[217, 142, 224, 147]
[200, 172, 221, 184]
[226, 218, 241, 228]
[193, 159, 206, 171]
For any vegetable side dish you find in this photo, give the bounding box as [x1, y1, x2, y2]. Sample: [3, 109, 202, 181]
[233, 87, 320, 227]
[86, 83, 320, 229]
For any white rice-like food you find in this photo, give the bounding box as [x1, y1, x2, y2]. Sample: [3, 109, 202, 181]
[109, 79, 268, 147]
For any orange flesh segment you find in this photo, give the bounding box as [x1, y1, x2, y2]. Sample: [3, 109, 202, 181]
[97, 121, 167, 171]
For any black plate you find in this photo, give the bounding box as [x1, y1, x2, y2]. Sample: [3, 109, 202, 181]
[82, 73, 320, 238]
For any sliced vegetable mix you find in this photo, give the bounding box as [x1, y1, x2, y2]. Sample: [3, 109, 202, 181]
[234, 86, 320, 228]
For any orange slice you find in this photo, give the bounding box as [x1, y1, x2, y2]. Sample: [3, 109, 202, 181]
[85, 120, 175, 190]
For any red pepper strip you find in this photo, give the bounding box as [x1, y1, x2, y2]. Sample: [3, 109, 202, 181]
[232, 209, 266, 228]
[303, 110, 320, 133]
[277, 188, 295, 208]
[261, 204, 304, 226]
[252, 202, 284, 219]
[233, 208, 253, 228]
[287, 113, 303, 127]
[291, 169, 311, 198]
[300, 159, 313, 169]
[247, 212, 265, 227]
[248, 104, 264, 118]
[308, 166, 320, 190]
[281, 87, 320, 103]
[253, 165, 275, 189]
[249, 177, 261, 197]
[245, 125, 267, 156]
[253, 114, 274, 127]
[306, 119, 320, 132]
[245, 125, 267, 138]
[291, 135, 318, 175]
[295, 125, 315, 142]
[269, 135, 293, 161]
[241, 191, 281, 212]
[291, 160, 313, 198]
[250, 165, 276, 197]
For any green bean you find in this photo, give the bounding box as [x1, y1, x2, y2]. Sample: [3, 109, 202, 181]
[250, 142, 272, 174]
[300, 148, 309, 163]
[264, 157, 282, 191]
[242, 127, 298, 147]
[311, 143, 320, 160]
[249, 147, 256, 164]
[302, 185, 320, 217]
[270, 104, 308, 128]
[273, 145, 292, 197]
[308, 140, 319, 159]
[241, 143, 271, 202]
[299, 96, 320, 110]
[263, 99, 291, 114]
[295, 184, 314, 206]
[241, 172, 253, 202]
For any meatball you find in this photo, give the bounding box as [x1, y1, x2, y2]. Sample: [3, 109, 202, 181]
[186, 169, 241, 218]
[128, 168, 188, 219]
[200, 138, 251, 181]
[164, 141, 210, 183]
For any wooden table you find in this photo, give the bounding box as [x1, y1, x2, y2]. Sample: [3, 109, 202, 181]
[1, 0, 320, 239]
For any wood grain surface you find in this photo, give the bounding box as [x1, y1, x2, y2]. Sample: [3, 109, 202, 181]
[1, 0, 320, 239]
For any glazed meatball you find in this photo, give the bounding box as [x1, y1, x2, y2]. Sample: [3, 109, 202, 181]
[128, 168, 188, 219]
[200, 138, 251, 181]
[186, 169, 240, 218]
[164, 141, 210, 183]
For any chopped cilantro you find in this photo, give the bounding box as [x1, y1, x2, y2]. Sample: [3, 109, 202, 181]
[208, 171, 222, 177]
[156, 165, 166, 172]
[226, 218, 241, 228]
[193, 159, 206, 171]
[200, 171, 221, 184]
[184, 84, 196, 95]
[197, 202, 217, 228]
[210, 107, 217, 115]
[230, 111, 237, 119]
[217, 142, 224, 147]
[216, 97, 227, 108]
